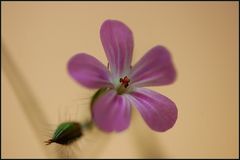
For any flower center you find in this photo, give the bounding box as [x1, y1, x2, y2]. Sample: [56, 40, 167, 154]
[117, 76, 130, 95]
[120, 76, 130, 88]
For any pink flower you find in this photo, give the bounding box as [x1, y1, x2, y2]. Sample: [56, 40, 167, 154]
[68, 20, 177, 132]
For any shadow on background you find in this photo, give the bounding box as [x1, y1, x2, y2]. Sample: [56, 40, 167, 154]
[2, 44, 166, 158]
[2, 43, 61, 158]
[2, 43, 111, 158]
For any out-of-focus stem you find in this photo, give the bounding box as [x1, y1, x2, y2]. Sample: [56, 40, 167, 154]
[2, 43, 110, 158]
[2, 43, 60, 157]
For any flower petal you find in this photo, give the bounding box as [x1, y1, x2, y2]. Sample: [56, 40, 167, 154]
[130, 45, 176, 87]
[67, 53, 112, 89]
[126, 88, 177, 132]
[100, 19, 133, 78]
[92, 90, 131, 132]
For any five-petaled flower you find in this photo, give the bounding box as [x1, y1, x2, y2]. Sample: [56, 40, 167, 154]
[68, 19, 178, 132]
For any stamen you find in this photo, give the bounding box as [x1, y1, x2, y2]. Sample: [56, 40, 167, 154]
[119, 76, 130, 88]
[117, 76, 131, 94]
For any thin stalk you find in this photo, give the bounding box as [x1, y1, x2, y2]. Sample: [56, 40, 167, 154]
[2, 44, 59, 157]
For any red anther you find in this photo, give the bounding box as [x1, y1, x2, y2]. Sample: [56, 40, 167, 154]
[120, 76, 130, 88]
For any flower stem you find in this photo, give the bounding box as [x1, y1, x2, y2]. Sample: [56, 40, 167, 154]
[2, 44, 59, 157]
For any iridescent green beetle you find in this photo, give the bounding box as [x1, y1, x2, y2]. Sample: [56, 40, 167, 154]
[45, 121, 92, 145]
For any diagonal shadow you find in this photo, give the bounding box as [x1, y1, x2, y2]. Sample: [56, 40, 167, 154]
[2, 43, 61, 157]
[2, 43, 110, 158]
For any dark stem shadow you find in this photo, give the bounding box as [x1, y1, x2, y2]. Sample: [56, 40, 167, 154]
[2, 43, 61, 157]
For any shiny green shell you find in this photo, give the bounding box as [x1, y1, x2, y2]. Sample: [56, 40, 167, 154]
[50, 121, 82, 145]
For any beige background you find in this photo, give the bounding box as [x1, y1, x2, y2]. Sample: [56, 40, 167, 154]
[2, 2, 239, 158]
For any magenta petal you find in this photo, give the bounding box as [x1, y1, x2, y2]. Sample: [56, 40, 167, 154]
[100, 19, 133, 78]
[130, 45, 176, 87]
[127, 88, 177, 132]
[92, 90, 131, 132]
[67, 53, 112, 89]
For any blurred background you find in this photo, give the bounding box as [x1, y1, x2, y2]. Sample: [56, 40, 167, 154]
[2, 2, 238, 158]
